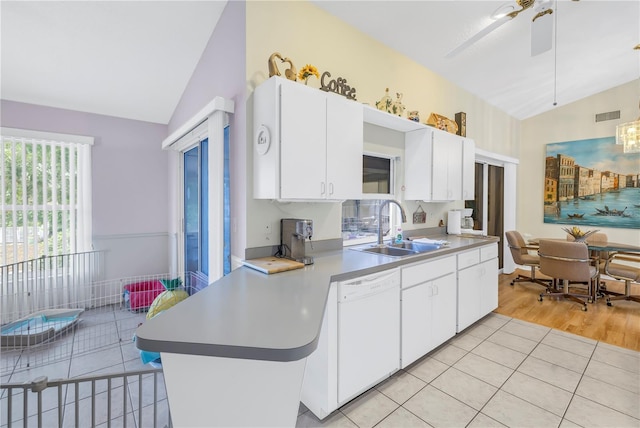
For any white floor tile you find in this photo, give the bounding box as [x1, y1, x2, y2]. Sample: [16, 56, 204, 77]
[375, 406, 432, 428]
[453, 353, 514, 388]
[575, 376, 640, 419]
[339, 389, 399, 428]
[470, 340, 528, 369]
[403, 385, 478, 427]
[592, 344, 640, 374]
[564, 395, 640, 427]
[467, 412, 507, 428]
[542, 331, 597, 358]
[559, 418, 583, 428]
[478, 313, 511, 330]
[499, 320, 550, 342]
[486, 330, 539, 354]
[501, 371, 573, 417]
[68, 346, 123, 377]
[462, 323, 497, 340]
[429, 343, 467, 366]
[596, 341, 640, 357]
[548, 328, 597, 346]
[376, 370, 426, 404]
[407, 357, 449, 383]
[296, 409, 358, 428]
[584, 359, 640, 394]
[431, 367, 497, 410]
[482, 390, 562, 428]
[530, 343, 590, 373]
[448, 332, 484, 351]
[517, 356, 583, 392]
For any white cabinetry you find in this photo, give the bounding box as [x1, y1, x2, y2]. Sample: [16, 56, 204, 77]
[405, 127, 474, 201]
[462, 138, 475, 200]
[253, 76, 363, 201]
[301, 269, 400, 420]
[401, 255, 457, 368]
[457, 243, 499, 332]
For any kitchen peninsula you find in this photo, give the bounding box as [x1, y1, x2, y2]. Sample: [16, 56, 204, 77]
[136, 233, 499, 426]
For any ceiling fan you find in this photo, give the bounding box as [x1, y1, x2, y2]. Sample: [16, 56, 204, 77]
[445, 0, 560, 58]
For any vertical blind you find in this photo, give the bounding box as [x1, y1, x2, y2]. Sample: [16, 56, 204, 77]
[1, 129, 93, 266]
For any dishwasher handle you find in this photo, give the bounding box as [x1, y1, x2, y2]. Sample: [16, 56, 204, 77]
[338, 269, 400, 302]
[339, 269, 399, 287]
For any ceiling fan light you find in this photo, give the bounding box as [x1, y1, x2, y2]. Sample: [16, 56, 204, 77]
[616, 119, 640, 152]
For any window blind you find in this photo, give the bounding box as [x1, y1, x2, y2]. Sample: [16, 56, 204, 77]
[1, 128, 93, 266]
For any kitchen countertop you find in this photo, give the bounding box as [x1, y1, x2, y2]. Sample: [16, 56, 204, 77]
[135, 234, 499, 362]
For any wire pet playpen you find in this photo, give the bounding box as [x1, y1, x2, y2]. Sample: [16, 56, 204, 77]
[1, 251, 208, 426]
[1, 251, 207, 374]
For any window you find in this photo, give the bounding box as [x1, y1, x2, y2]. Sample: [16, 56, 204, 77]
[343, 153, 398, 246]
[1, 128, 93, 265]
[362, 152, 395, 198]
[342, 200, 399, 246]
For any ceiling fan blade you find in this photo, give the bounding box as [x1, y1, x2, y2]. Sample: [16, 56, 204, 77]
[531, 8, 554, 56]
[446, 15, 512, 58]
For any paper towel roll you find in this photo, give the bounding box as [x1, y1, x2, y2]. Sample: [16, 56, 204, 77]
[447, 210, 461, 235]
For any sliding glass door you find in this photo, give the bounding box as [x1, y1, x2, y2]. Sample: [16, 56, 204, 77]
[182, 126, 231, 279]
[184, 139, 209, 276]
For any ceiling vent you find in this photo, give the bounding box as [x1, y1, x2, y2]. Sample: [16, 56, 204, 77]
[595, 110, 621, 122]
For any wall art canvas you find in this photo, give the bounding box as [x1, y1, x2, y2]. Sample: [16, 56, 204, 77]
[544, 136, 640, 229]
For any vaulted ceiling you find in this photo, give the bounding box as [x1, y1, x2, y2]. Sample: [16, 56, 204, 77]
[2, 1, 638, 124]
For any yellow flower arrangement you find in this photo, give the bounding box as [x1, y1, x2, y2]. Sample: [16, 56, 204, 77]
[298, 64, 320, 84]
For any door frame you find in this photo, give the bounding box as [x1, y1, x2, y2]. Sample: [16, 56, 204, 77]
[475, 148, 519, 274]
[162, 97, 234, 282]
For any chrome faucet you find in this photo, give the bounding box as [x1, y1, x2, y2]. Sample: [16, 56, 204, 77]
[378, 199, 407, 245]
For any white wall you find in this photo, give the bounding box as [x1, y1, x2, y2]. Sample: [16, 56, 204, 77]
[520, 79, 640, 244]
[245, 1, 520, 250]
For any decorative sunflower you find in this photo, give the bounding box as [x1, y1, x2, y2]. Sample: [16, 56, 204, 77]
[298, 64, 320, 84]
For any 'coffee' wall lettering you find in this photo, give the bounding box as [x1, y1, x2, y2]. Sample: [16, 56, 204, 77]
[319, 71, 357, 101]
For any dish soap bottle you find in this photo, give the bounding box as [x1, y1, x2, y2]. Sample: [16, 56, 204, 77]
[395, 226, 403, 244]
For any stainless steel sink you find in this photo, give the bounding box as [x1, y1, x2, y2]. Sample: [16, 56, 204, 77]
[357, 246, 419, 257]
[389, 241, 442, 252]
[353, 241, 442, 258]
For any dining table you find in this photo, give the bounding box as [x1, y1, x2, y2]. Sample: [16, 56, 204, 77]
[528, 237, 640, 303]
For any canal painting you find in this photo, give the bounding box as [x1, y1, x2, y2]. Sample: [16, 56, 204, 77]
[544, 137, 640, 229]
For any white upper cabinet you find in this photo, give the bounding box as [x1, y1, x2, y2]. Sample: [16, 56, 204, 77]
[253, 76, 363, 201]
[462, 138, 475, 200]
[404, 127, 474, 202]
[326, 95, 363, 200]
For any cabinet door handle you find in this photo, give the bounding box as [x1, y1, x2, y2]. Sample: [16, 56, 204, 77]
[321, 182, 326, 195]
[329, 183, 334, 195]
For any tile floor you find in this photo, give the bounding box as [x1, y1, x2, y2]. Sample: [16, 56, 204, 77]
[1, 306, 171, 427]
[296, 313, 640, 428]
[2, 310, 639, 427]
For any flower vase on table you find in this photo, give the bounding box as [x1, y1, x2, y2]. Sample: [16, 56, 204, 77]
[562, 227, 599, 243]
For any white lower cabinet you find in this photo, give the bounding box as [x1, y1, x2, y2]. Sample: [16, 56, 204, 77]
[401, 256, 457, 369]
[301, 243, 499, 421]
[457, 243, 499, 332]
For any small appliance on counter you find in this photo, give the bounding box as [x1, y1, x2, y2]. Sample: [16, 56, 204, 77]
[461, 208, 474, 231]
[280, 218, 314, 265]
[447, 210, 461, 235]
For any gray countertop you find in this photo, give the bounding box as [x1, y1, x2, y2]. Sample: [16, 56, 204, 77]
[135, 234, 499, 362]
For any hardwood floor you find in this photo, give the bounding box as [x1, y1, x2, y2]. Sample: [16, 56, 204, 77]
[495, 269, 640, 351]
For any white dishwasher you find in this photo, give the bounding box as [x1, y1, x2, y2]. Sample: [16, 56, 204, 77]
[337, 268, 401, 404]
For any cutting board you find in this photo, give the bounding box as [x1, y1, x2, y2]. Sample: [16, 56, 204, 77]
[243, 257, 305, 274]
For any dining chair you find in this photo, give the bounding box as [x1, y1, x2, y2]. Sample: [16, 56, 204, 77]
[601, 252, 640, 307]
[537, 239, 599, 311]
[567, 232, 609, 299]
[505, 231, 552, 288]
